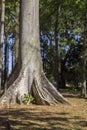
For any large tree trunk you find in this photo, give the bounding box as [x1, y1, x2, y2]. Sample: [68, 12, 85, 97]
[0, 0, 69, 105]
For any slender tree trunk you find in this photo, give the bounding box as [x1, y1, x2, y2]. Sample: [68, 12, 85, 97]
[81, 6, 87, 97]
[0, 0, 69, 105]
[53, 0, 61, 89]
[14, 0, 20, 63]
[6, 0, 21, 88]
[80, 56, 86, 97]
[3, 43, 7, 87]
[0, 0, 5, 90]
[60, 60, 66, 89]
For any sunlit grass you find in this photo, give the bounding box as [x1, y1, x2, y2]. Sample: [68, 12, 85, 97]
[7, 93, 87, 130]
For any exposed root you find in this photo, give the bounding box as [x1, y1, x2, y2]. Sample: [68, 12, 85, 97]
[0, 69, 70, 106]
[32, 73, 70, 105]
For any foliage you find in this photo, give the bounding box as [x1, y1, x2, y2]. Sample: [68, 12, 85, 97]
[22, 94, 35, 104]
[40, 0, 87, 90]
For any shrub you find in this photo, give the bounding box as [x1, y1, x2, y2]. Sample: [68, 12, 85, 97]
[22, 93, 35, 104]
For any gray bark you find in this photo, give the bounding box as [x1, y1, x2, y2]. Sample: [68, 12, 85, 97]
[0, 0, 70, 105]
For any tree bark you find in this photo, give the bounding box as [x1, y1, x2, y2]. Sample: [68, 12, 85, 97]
[14, 0, 20, 63]
[81, 5, 87, 97]
[0, 0, 5, 90]
[53, 0, 61, 89]
[80, 56, 86, 97]
[0, 0, 69, 105]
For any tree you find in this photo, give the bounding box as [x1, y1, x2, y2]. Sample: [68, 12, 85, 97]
[0, 0, 5, 89]
[40, 0, 87, 94]
[80, 0, 87, 97]
[5, 0, 21, 89]
[53, 0, 61, 89]
[13, 0, 20, 64]
[0, 0, 69, 105]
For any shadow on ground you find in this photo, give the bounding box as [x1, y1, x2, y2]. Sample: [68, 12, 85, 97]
[8, 102, 87, 130]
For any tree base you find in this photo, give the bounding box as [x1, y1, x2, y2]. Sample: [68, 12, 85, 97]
[0, 69, 70, 106]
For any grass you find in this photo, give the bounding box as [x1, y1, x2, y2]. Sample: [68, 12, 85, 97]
[0, 92, 87, 130]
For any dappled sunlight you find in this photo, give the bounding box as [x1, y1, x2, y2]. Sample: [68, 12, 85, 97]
[6, 96, 87, 130]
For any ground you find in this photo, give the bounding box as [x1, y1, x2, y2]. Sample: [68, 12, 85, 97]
[0, 91, 87, 130]
[0, 104, 10, 130]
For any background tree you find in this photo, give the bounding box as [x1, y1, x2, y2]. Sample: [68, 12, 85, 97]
[79, 0, 87, 97]
[40, 0, 87, 97]
[0, 0, 5, 90]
